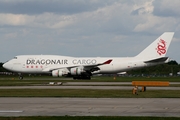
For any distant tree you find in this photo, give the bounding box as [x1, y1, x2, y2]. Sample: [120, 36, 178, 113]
[168, 60, 178, 65]
[0, 62, 7, 72]
[128, 61, 180, 76]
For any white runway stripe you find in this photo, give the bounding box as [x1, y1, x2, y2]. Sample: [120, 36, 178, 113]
[0, 110, 23, 113]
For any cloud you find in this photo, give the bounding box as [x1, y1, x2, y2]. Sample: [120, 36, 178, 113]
[131, 0, 154, 15]
[0, 13, 76, 29]
[0, 0, 118, 15]
[131, 0, 180, 34]
[0, 0, 180, 63]
[153, 0, 180, 17]
[0, 13, 34, 26]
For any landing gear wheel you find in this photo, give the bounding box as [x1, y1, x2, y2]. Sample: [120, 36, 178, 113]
[73, 76, 91, 80]
[86, 76, 91, 80]
[19, 76, 23, 80]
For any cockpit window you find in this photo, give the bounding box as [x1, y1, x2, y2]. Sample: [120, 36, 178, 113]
[14, 57, 17, 59]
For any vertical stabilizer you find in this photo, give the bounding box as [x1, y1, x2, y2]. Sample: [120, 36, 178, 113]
[135, 32, 174, 59]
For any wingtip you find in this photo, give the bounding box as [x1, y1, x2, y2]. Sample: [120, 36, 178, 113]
[103, 59, 113, 64]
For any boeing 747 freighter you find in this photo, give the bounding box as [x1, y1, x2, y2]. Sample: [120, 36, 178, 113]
[3, 32, 174, 79]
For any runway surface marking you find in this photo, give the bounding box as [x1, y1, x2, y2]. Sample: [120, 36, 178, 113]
[0, 111, 23, 113]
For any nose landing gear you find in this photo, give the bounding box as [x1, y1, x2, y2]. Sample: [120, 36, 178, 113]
[18, 73, 23, 80]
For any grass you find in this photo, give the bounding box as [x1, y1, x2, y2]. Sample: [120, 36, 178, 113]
[0, 76, 180, 98]
[0, 89, 180, 98]
[0, 116, 180, 120]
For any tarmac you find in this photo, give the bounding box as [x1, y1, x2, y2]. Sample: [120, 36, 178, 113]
[0, 98, 180, 117]
[0, 82, 180, 117]
[0, 85, 180, 90]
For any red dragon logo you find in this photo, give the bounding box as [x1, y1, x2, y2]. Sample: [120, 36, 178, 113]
[156, 39, 166, 56]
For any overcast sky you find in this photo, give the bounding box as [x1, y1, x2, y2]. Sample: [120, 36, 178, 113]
[0, 0, 180, 63]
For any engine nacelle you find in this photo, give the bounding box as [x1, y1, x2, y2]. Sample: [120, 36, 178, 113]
[70, 67, 84, 75]
[52, 69, 69, 77]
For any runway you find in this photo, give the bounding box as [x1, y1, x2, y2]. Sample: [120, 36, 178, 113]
[0, 98, 180, 117]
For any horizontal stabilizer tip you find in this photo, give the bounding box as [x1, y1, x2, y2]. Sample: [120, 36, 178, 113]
[144, 57, 169, 63]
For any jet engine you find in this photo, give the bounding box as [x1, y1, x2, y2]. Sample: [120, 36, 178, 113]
[70, 67, 84, 75]
[52, 69, 69, 77]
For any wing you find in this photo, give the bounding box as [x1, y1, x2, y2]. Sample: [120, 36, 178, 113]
[43, 59, 113, 72]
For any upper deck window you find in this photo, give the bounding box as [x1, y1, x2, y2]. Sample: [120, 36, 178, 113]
[14, 57, 17, 59]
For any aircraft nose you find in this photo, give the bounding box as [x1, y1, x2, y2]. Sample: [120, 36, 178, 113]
[3, 62, 11, 70]
[3, 63, 7, 69]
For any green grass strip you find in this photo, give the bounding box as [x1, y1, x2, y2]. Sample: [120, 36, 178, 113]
[0, 89, 180, 98]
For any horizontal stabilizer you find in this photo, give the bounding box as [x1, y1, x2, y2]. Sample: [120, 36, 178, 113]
[144, 57, 169, 63]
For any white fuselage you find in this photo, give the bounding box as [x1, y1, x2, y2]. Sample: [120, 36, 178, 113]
[3, 55, 163, 75]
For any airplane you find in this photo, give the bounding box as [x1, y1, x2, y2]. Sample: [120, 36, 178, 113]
[3, 32, 174, 80]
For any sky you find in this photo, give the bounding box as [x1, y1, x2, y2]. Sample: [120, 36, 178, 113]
[0, 0, 180, 63]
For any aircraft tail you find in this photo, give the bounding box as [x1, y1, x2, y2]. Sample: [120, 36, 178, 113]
[135, 32, 174, 60]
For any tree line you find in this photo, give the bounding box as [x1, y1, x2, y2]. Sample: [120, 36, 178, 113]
[128, 61, 180, 76]
[0, 63, 7, 72]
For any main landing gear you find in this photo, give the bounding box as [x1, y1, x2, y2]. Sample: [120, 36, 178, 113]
[19, 76, 23, 80]
[73, 76, 91, 80]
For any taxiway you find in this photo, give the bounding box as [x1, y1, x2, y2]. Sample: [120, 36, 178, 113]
[0, 98, 180, 117]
